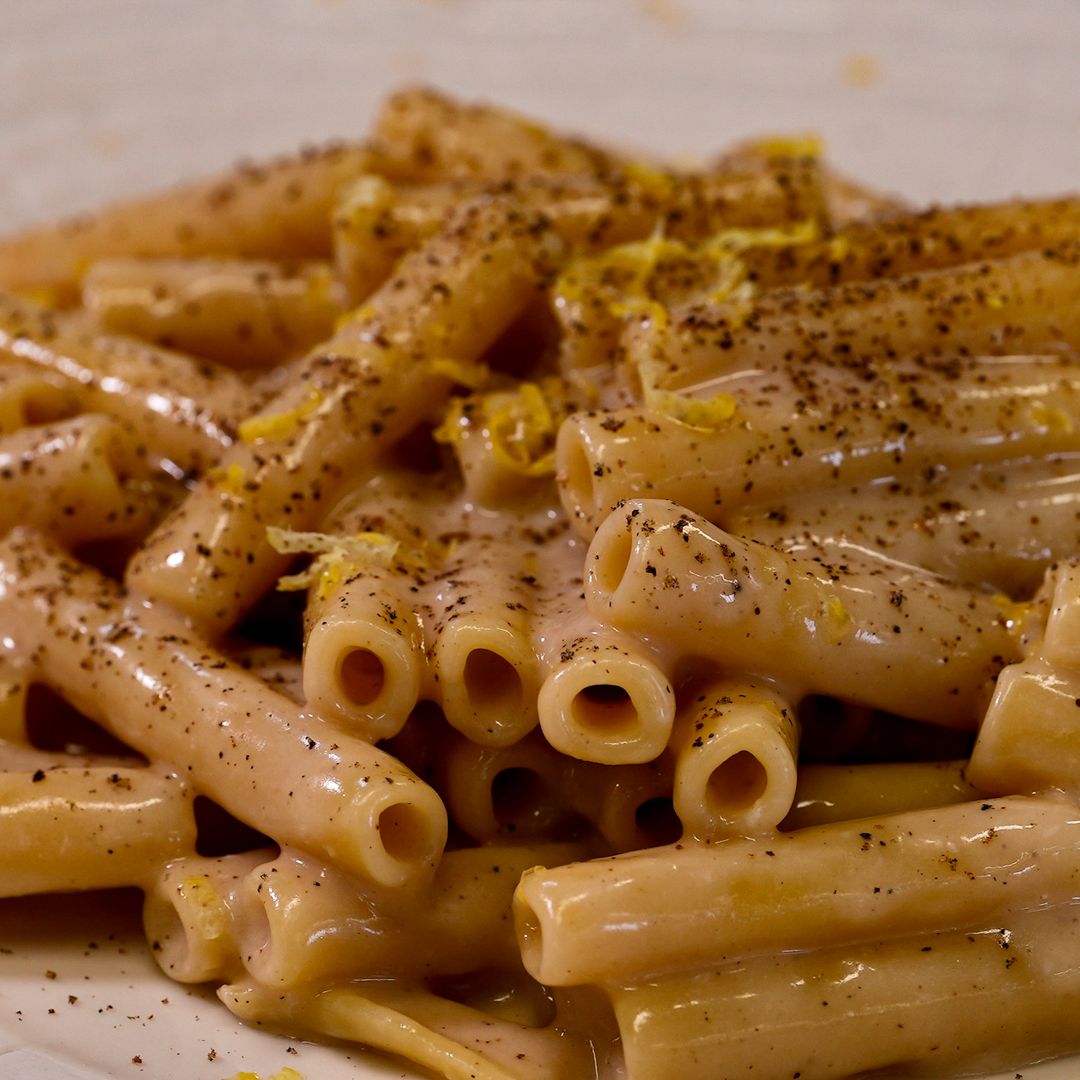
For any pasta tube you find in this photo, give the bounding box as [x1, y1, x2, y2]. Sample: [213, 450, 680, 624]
[0, 528, 447, 888]
[0, 141, 375, 300]
[783, 760, 978, 830]
[0, 414, 168, 544]
[0, 293, 257, 472]
[333, 163, 829, 307]
[126, 195, 562, 637]
[670, 678, 799, 839]
[734, 454, 1080, 596]
[302, 559, 426, 742]
[537, 628, 676, 765]
[514, 794, 1080, 986]
[436, 726, 677, 852]
[0, 764, 195, 898]
[427, 529, 543, 748]
[233, 843, 585, 989]
[559, 352, 1080, 532]
[969, 558, 1080, 794]
[436, 380, 580, 510]
[610, 903, 1080, 1080]
[142, 849, 271, 983]
[82, 256, 344, 368]
[562, 753, 679, 852]
[739, 194, 1080, 289]
[586, 500, 1018, 727]
[221, 979, 585, 1080]
[332, 174, 406, 301]
[370, 84, 617, 182]
[436, 729, 580, 843]
[528, 526, 678, 764]
[644, 241, 1080, 391]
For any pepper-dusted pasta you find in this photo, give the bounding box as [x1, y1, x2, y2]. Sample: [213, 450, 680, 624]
[82, 256, 345, 368]
[2, 87, 1080, 1080]
[585, 499, 1018, 727]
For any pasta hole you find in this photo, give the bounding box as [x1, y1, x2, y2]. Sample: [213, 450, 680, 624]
[593, 527, 632, 597]
[571, 683, 638, 736]
[707, 751, 768, 815]
[145, 880, 229, 984]
[563, 437, 598, 521]
[339, 648, 386, 706]
[377, 800, 435, 864]
[464, 649, 523, 714]
[634, 796, 682, 847]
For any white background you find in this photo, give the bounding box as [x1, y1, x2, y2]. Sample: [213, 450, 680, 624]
[1, 2, 1079, 1078]
[3, 0, 1080, 229]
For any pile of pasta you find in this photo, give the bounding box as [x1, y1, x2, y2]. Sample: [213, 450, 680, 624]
[3, 86, 1080, 1080]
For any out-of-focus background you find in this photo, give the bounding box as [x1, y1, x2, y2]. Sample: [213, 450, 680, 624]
[2, 0, 1080, 232]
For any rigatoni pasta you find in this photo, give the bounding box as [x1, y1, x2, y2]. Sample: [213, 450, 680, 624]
[2, 86, 1080, 1080]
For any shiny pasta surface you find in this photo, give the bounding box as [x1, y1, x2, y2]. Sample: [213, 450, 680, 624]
[0, 86, 1079, 1080]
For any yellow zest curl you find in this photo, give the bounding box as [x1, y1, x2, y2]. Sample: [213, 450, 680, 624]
[426, 356, 491, 390]
[751, 133, 824, 159]
[177, 875, 229, 941]
[267, 527, 400, 599]
[436, 381, 563, 478]
[238, 387, 324, 444]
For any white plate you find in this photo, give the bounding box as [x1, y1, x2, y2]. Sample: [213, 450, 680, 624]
[0, 892, 407, 1079]
[2, 2, 1080, 1078]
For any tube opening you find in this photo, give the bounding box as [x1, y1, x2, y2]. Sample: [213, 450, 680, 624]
[377, 800, 436, 864]
[707, 751, 768, 815]
[464, 648, 524, 713]
[593, 525, 632, 598]
[634, 796, 682, 848]
[339, 647, 386, 706]
[145, 874, 229, 984]
[571, 683, 638, 736]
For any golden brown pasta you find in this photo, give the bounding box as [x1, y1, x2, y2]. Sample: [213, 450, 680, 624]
[82, 256, 344, 367]
[0, 141, 375, 301]
[3, 86, 1080, 1080]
